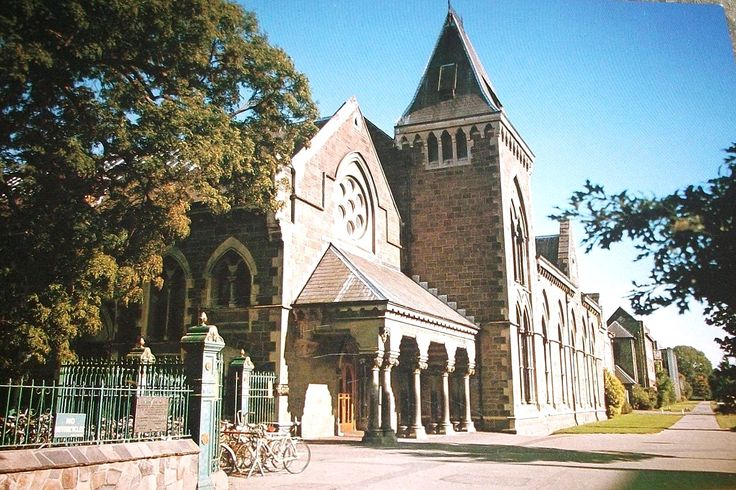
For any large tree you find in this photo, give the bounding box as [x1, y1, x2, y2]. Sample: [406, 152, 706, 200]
[553, 144, 736, 358]
[0, 0, 317, 376]
[674, 345, 713, 399]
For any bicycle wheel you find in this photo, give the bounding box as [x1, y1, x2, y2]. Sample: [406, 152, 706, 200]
[235, 441, 256, 473]
[264, 437, 285, 471]
[219, 444, 237, 475]
[283, 438, 311, 474]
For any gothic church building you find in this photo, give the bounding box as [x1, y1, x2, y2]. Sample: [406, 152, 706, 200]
[89, 8, 606, 436]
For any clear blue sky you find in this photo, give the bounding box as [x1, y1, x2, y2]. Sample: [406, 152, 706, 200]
[243, 0, 736, 366]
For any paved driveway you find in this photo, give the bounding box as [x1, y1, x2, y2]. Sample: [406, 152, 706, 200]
[229, 402, 736, 489]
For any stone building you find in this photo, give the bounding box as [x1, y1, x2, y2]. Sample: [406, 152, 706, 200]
[660, 347, 682, 400]
[84, 8, 607, 437]
[607, 307, 659, 389]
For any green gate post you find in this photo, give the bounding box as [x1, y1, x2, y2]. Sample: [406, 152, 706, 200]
[181, 313, 226, 489]
[230, 350, 254, 425]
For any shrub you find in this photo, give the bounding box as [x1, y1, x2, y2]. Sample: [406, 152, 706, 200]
[631, 384, 656, 410]
[621, 400, 633, 414]
[656, 370, 677, 408]
[604, 369, 626, 418]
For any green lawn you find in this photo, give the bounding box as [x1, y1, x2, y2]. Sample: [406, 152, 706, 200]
[555, 412, 683, 434]
[715, 412, 736, 430]
[660, 400, 699, 412]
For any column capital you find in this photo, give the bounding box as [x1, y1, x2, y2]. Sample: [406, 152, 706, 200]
[414, 358, 428, 371]
[445, 360, 456, 374]
[383, 356, 400, 369]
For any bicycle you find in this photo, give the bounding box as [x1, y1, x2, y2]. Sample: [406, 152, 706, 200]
[276, 427, 310, 474]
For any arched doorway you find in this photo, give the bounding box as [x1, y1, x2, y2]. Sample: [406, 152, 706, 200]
[338, 359, 357, 433]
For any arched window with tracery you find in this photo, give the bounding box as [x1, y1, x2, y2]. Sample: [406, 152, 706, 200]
[510, 208, 529, 286]
[148, 255, 187, 341]
[212, 249, 252, 308]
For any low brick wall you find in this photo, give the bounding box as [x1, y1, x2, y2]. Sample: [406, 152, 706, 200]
[0, 439, 199, 490]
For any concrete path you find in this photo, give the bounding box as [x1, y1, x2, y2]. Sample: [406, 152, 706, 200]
[229, 402, 736, 489]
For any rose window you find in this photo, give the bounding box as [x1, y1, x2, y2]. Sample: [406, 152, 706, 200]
[336, 176, 369, 239]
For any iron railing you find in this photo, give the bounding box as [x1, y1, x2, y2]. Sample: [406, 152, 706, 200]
[0, 359, 191, 449]
[233, 371, 276, 425]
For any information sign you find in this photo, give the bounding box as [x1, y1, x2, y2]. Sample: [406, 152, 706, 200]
[133, 396, 170, 433]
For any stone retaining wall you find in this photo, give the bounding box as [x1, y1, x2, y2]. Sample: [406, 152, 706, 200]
[0, 439, 199, 490]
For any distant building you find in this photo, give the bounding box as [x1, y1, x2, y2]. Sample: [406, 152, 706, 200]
[607, 307, 658, 389]
[660, 347, 683, 400]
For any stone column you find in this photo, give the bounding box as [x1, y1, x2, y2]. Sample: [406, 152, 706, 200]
[438, 361, 455, 434]
[458, 367, 476, 432]
[180, 313, 225, 490]
[361, 356, 384, 444]
[406, 358, 428, 439]
[381, 357, 399, 443]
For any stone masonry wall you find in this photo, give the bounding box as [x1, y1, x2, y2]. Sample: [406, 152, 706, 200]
[0, 439, 199, 490]
[391, 127, 513, 427]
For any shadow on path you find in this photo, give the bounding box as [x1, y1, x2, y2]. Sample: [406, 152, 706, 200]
[392, 442, 667, 465]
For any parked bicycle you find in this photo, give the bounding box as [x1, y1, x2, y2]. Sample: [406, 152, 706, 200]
[219, 419, 310, 477]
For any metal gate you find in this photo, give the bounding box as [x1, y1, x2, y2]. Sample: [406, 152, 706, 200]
[247, 371, 276, 424]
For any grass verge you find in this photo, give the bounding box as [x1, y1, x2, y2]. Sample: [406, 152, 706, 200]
[555, 412, 682, 434]
[660, 400, 699, 412]
[712, 403, 736, 430]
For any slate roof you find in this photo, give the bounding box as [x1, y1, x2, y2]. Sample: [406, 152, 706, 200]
[295, 245, 476, 329]
[608, 321, 635, 339]
[397, 8, 502, 127]
[535, 235, 560, 267]
[615, 365, 637, 385]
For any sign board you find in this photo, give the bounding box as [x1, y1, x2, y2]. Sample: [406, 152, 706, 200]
[54, 413, 86, 438]
[133, 396, 170, 434]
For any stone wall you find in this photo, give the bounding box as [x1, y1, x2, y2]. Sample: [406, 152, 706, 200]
[0, 439, 199, 490]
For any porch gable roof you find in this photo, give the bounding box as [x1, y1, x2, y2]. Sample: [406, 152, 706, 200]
[295, 244, 477, 331]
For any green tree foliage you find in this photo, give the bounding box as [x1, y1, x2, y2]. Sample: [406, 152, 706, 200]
[710, 358, 736, 412]
[674, 345, 713, 398]
[679, 373, 693, 401]
[691, 374, 712, 400]
[631, 384, 656, 410]
[604, 368, 626, 418]
[656, 370, 676, 408]
[552, 145, 736, 357]
[0, 0, 318, 376]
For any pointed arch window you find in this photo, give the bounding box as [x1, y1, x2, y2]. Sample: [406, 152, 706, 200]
[456, 128, 468, 160]
[511, 204, 529, 286]
[212, 250, 252, 308]
[148, 256, 186, 341]
[427, 133, 439, 165]
[518, 308, 535, 404]
[558, 322, 567, 405]
[441, 130, 453, 162]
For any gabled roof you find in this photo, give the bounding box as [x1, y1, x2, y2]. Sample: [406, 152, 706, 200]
[295, 245, 476, 329]
[608, 321, 635, 339]
[615, 365, 637, 385]
[535, 235, 560, 268]
[397, 8, 502, 127]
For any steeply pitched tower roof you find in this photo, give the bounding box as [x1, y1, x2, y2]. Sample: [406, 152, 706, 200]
[397, 8, 503, 127]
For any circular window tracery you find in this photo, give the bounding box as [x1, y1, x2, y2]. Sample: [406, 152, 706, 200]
[336, 175, 369, 240]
